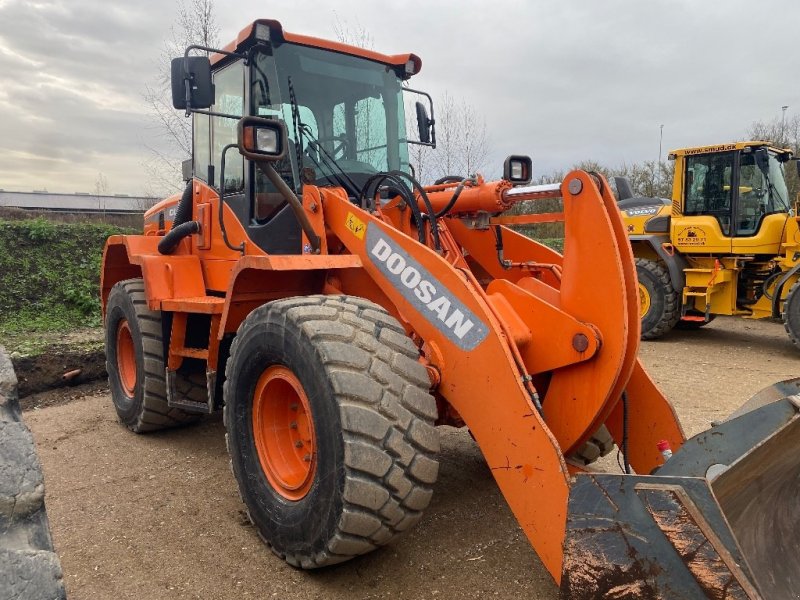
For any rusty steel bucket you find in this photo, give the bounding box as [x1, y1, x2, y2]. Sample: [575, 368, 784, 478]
[561, 388, 800, 599]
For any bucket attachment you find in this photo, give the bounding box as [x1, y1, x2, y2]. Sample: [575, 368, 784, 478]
[561, 395, 800, 599]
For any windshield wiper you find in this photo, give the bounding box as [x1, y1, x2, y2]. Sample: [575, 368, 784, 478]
[287, 77, 363, 199]
[763, 171, 789, 211]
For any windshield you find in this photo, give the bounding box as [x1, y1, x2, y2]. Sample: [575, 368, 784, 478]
[738, 151, 790, 214]
[251, 43, 410, 196]
[766, 153, 790, 211]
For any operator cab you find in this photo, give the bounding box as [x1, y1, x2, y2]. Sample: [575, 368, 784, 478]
[173, 19, 434, 255]
[676, 142, 792, 240]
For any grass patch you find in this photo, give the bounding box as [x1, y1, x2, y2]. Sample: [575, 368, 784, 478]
[0, 218, 134, 351]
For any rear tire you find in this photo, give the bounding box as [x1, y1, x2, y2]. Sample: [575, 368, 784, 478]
[105, 278, 204, 433]
[782, 280, 800, 350]
[569, 425, 615, 465]
[636, 258, 679, 340]
[224, 295, 439, 568]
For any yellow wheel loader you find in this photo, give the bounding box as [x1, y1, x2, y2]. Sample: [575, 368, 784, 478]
[620, 142, 800, 344]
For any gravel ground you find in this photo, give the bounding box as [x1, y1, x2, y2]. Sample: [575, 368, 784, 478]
[23, 316, 800, 599]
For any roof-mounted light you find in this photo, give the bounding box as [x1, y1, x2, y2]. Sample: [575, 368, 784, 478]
[254, 23, 271, 42]
[405, 59, 417, 76]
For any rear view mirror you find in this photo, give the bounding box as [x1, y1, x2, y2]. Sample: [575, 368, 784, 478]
[403, 87, 436, 148]
[416, 102, 432, 144]
[171, 56, 214, 110]
[754, 148, 770, 175]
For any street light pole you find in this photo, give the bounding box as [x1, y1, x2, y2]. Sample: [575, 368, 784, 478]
[781, 105, 789, 143]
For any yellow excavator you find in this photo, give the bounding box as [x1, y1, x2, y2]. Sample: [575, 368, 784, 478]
[619, 141, 800, 343]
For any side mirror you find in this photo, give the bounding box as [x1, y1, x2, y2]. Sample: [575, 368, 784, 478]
[416, 102, 432, 144]
[503, 155, 532, 186]
[754, 148, 770, 175]
[171, 56, 214, 110]
[237, 117, 288, 162]
[795, 159, 800, 179]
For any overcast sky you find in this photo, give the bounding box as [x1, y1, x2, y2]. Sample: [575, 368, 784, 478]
[0, 0, 798, 195]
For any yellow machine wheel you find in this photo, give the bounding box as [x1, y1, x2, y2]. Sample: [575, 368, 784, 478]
[635, 258, 679, 340]
[638, 283, 651, 318]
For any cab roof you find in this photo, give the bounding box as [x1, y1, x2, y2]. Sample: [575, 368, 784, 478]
[211, 19, 422, 77]
[668, 141, 792, 159]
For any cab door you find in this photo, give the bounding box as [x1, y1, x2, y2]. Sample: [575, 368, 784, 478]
[670, 150, 734, 254]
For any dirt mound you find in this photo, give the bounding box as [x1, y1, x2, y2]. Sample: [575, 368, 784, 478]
[5, 328, 106, 398]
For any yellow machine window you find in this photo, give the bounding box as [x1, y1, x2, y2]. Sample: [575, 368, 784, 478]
[685, 151, 734, 236]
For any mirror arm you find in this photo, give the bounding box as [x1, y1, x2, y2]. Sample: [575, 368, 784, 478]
[188, 109, 242, 120]
[183, 78, 192, 117]
[403, 86, 436, 148]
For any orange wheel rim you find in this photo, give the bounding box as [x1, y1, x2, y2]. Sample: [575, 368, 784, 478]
[252, 366, 317, 501]
[116, 320, 137, 396]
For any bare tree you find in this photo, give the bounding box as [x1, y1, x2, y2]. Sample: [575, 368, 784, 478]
[332, 13, 374, 50]
[611, 161, 673, 198]
[422, 91, 490, 184]
[94, 172, 109, 220]
[143, 0, 220, 195]
[747, 114, 800, 200]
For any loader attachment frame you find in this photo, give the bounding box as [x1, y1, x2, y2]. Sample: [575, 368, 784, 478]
[321, 171, 689, 581]
[563, 396, 800, 599]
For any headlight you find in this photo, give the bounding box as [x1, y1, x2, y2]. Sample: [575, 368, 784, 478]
[237, 117, 288, 162]
[255, 128, 279, 154]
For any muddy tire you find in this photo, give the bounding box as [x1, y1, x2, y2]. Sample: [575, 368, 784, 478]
[105, 278, 204, 433]
[569, 425, 615, 465]
[0, 349, 66, 600]
[783, 280, 800, 350]
[224, 295, 439, 568]
[636, 258, 679, 340]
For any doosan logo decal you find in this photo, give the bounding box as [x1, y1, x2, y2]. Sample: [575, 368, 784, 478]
[366, 226, 488, 351]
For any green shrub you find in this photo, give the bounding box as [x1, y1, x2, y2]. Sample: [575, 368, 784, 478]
[0, 219, 135, 334]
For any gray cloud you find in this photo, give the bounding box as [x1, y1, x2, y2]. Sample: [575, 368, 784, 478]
[0, 0, 798, 194]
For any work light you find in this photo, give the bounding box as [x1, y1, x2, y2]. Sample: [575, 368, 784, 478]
[503, 155, 532, 185]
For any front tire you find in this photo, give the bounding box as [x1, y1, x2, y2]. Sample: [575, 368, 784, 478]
[224, 295, 439, 568]
[636, 258, 679, 340]
[783, 280, 800, 350]
[105, 278, 204, 432]
[569, 425, 615, 465]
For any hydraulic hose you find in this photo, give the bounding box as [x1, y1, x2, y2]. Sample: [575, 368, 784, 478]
[361, 173, 428, 245]
[434, 176, 477, 219]
[158, 220, 201, 255]
[386, 170, 441, 251]
[172, 180, 194, 228]
[158, 180, 197, 255]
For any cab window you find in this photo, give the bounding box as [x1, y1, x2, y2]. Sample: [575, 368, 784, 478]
[684, 151, 734, 236]
[211, 62, 244, 194]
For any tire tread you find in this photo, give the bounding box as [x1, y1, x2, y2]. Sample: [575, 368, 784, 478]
[223, 295, 439, 568]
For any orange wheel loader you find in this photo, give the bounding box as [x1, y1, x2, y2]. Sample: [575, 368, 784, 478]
[100, 19, 800, 598]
